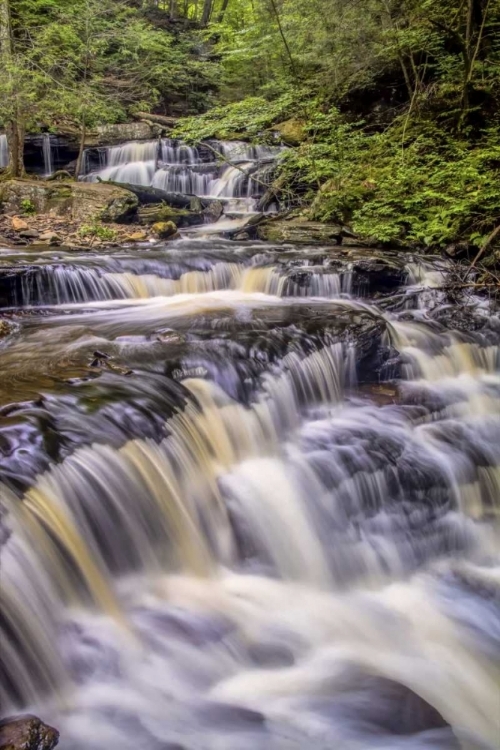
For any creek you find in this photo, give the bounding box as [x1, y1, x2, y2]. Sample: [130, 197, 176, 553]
[0, 139, 499, 750]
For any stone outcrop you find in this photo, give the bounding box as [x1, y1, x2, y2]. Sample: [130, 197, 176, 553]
[0, 180, 138, 224]
[256, 217, 346, 244]
[93, 121, 160, 146]
[0, 715, 59, 750]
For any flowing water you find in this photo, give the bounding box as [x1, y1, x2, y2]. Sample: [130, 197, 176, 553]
[0, 234, 499, 750]
[42, 133, 55, 178]
[0, 133, 8, 169]
[82, 139, 285, 212]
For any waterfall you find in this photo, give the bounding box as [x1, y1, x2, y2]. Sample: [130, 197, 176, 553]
[82, 137, 285, 213]
[1, 242, 498, 750]
[14, 259, 351, 306]
[42, 133, 54, 177]
[0, 133, 8, 168]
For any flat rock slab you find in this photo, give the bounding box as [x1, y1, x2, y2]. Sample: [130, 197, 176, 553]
[0, 180, 138, 223]
[0, 715, 59, 750]
[256, 219, 344, 244]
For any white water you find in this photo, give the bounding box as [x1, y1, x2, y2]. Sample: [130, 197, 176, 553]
[82, 138, 285, 212]
[42, 133, 54, 177]
[0, 246, 499, 750]
[0, 133, 8, 168]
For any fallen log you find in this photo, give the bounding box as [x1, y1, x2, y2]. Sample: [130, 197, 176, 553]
[95, 178, 210, 209]
[133, 112, 179, 128]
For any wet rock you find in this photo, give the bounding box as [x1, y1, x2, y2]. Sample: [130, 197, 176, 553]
[19, 229, 39, 239]
[0, 714, 59, 750]
[229, 213, 265, 240]
[256, 218, 344, 245]
[189, 196, 203, 212]
[151, 220, 178, 239]
[138, 204, 203, 228]
[11, 217, 29, 232]
[202, 200, 223, 224]
[1, 180, 138, 224]
[198, 703, 265, 729]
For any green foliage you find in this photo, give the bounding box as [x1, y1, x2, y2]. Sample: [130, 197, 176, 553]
[173, 92, 296, 141]
[20, 197, 36, 215]
[279, 112, 500, 249]
[0, 0, 219, 141]
[77, 222, 117, 241]
[3, 0, 500, 252]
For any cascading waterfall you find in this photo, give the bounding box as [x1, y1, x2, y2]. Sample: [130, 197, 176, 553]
[13, 258, 347, 305]
[0, 241, 499, 750]
[82, 138, 285, 213]
[0, 133, 8, 168]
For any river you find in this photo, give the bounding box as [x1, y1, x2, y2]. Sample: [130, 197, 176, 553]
[0, 165, 499, 749]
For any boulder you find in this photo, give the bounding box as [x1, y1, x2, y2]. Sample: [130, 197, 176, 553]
[270, 119, 307, 146]
[202, 200, 224, 224]
[0, 180, 138, 224]
[127, 230, 148, 242]
[0, 319, 17, 338]
[38, 231, 62, 245]
[0, 714, 59, 750]
[19, 229, 40, 239]
[151, 221, 178, 239]
[256, 218, 344, 244]
[11, 217, 29, 232]
[138, 203, 203, 228]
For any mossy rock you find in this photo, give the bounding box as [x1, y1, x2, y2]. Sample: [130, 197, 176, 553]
[0, 179, 138, 223]
[271, 119, 307, 146]
[138, 203, 204, 228]
[151, 221, 178, 239]
[257, 218, 344, 244]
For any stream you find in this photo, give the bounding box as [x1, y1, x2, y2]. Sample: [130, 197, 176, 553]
[0, 143, 499, 749]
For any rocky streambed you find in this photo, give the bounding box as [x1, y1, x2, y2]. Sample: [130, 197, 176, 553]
[1, 229, 499, 749]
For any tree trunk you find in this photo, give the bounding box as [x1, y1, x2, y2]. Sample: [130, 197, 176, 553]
[134, 111, 178, 126]
[201, 0, 212, 25]
[0, 0, 25, 176]
[217, 0, 230, 22]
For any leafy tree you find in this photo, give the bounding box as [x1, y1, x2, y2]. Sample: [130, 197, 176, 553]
[0, 0, 220, 174]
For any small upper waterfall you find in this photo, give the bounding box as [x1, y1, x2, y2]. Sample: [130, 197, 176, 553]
[0, 133, 8, 168]
[82, 138, 285, 213]
[42, 133, 54, 177]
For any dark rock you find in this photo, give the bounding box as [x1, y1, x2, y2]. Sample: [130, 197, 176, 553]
[189, 196, 203, 212]
[138, 203, 203, 228]
[202, 200, 224, 224]
[0, 715, 59, 750]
